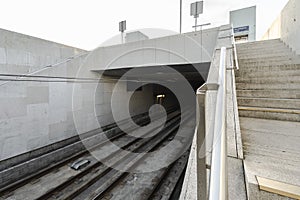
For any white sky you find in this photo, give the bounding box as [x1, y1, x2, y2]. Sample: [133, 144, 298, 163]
[0, 0, 289, 50]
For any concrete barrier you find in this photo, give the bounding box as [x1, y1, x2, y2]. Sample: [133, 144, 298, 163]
[262, 0, 300, 55]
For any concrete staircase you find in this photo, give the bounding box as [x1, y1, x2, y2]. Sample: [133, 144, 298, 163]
[236, 39, 300, 122]
[235, 39, 300, 199]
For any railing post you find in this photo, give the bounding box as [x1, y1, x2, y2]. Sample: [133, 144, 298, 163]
[196, 87, 207, 200]
[231, 24, 239, 70]
[196, 82, 219, 199]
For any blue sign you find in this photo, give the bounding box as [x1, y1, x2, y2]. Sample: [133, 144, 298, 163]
[234, 26, 249, 33]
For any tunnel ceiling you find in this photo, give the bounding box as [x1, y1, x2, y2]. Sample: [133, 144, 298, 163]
[94, 62, 210, 83]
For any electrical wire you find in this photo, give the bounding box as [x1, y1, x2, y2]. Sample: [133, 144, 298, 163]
[0, 50, 173, 85]
[0, 77, 158, 84]
[0, 73, 100, 81]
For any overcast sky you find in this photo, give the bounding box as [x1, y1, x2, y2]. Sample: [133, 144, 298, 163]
[0, 0, 289, 50]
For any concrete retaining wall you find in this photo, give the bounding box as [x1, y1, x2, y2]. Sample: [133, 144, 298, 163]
[0, 29, 154, 161]
[0, 112, 151, 189]
[262, 0, 300, 55]
[89, 28, 219, 71]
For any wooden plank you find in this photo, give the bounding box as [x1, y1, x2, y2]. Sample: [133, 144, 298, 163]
[256, 176, 300, 199]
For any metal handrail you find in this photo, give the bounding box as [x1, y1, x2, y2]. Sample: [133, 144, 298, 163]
[231, 26, 239, 70]
[208, 47, 228, 200]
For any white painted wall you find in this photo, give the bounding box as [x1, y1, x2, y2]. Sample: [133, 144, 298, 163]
[230, 6, 256, 41]
[262, 0, 300, 55]
[0, 29, 153, 160]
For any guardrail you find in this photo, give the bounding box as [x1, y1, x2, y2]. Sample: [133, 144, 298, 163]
[208, 47, 227, 200]
[231, 26, 239, 70]
[196, 47, 227, 200]
[182, 24, 237, 200]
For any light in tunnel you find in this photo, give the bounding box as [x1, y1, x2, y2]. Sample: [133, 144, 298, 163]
[156, 94, 166, 105]
[156, 94, 165, 98]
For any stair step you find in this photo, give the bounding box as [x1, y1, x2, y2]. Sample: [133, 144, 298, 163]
[235, 69, 300, 78]
[237, 51, 293, 59]
[237, 47, 291, 55]
[237, 90, 300, 99]
[239, 55, 298, 62]
[237, 49, 290, 56]
[239, 106, 300, 114]
[238, 98, 300, 110]
[237, 40, 284, 49]
[257, 176, 300, 199]
[243, 143, 300, 164]
[236, 76, 300, 84]
[238, 106, 300, 122]
[237, 64, 300, 71]
[236, 39, 281, 46]
[237, 45, 289, 53]
[237, 45, 289, 51]
[238, 58, 300, 66]
[236, 82, 300, 90]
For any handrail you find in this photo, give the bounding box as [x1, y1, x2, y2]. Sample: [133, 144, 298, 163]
[231, 26, 239, 70]
[208, 47, 228, 200]
[184, 25, 234, 200]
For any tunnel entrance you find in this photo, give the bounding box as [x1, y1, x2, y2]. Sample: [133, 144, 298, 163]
[98, 62, 210, 123]
[101, 62, 210, 91]
[99, 62, 210, 122]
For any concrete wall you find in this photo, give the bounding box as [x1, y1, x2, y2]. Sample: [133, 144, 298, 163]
[125, 31, 149, 43]
[0, 29, 153, 161]
[261, 16, 281, 40]
[0, 28, 85, 73]
[262, 0, 300, 54]
[88, 28, 219, 71]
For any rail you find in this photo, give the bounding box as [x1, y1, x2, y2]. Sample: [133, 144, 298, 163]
[196, 46, 228, 200]
[180, 24, 238, 200]
[231, 25, 239, 70]
[208, 47, 227, 199]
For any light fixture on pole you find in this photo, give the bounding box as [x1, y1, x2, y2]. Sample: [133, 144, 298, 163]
[190, 1, 203, 32]
[119, 20, 126, 44]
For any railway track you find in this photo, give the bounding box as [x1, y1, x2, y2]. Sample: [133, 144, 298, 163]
[0, 108, 195, 200]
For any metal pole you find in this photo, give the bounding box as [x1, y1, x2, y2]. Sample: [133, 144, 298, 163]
[195, 17, 197, 32]
[121, 32, 124, 44]
[180, 0, 182, 33]
[201, 25, 202, 61]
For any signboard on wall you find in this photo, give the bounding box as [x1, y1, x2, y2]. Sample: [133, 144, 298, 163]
[234, 26, 249, 33]
[119, 20, 126, 33]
